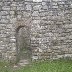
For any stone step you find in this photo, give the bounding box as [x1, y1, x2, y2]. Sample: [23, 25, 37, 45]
[18, 59, 29, 66]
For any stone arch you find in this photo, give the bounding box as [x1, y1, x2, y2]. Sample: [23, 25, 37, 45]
[15, 18, 32, 63]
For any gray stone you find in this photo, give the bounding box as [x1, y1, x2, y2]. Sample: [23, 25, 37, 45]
[26, 4, 32, 11]
[23, 12, 31, 17]
[7, 24, 13, 29]
[10, 18, 17, 23]
[32, 11, 39, 16]
[52, 2, 57, 6]
[0, 0, 72, 62]
[33, 20, 40, 24]
[33, 5, 42, 10]
[0, 2, 3, 6]
[10, 11, 15, 15]
[0, 19, 9, 24]
[0, 11, 9, 15]
[58, 1, 65, 4]
[52, 6, 58, 8]
[42, 2, 46, 6]
[10, 39, 16, 43]
[17, 6, 24, 10]
[32, 56, 38, 60]
[25, 0, 33, 1]
[11, 2, 17, 6]
[17, 15, 22, 19]
[2, 6, 10, 10]
[33, 0, 42, 2]
[10, 6, 17, 10]
[43, 5, 48, 10]
[53, 0, 59, 1]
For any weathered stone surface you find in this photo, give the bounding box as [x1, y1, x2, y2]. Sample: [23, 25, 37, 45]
[0, 0, 72, 62]
[26, 4, 32, 11]
[43, 5, 48, 10]
[33, 5, 42, 10]
[10, 11, 15, 15]
[42, 2, 46, 6]
[0, 11, 9, 15]
[2, 6, 10, 10]
[32, 11, 39, 16]
[17, 6, 24, 10]
[0, 19, 9, 24]
[33, 0, 42, 2]
[23, 12, 31, 17]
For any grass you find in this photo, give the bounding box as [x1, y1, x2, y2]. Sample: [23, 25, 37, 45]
[0, 59, 72, 72]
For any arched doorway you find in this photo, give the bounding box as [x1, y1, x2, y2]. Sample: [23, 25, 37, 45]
[16, 25, 31, 65]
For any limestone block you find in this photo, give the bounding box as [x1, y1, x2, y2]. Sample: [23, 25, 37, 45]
[0, 19, 9, 24]
[52, 2, 57, 6]
[25, 0, 33, 1]
[40, 12, 48, 16]
[0, 11, 9, 15]
[10, 18, 17, 23]
[26, 4, 32, 11]
[57, 55, 64, 58]
[3, 0, 11, 1]
[33, 20, 40, 24]
[52, 6, 58, 8]
[0, 46, 5, 50]
[11, 2, 17, 6]
[11, 6, 16, 10]
[32, 56, 38, 60]
[4, 2, 11, 6]
[11, 47, 16, 51]
[40, 44, 47, 49]
[0, 34, 6, 37]
[53, 0, 60, 1]
[7, 24, 13, 29]
[17, 15, 22, 19]
[41, 38, 48, 43]
[0, 2, 3, 6]
[10, 39, 16, 43]
[64, 54, 72, 58]
[43, 5, 48, 10]
[32, 17, 40, 20]
[10, 11, 15, 15]
[33, 5, 42, 10]
[32, 11, 39, 16]
[68, 35, 72, 39]
[33, 0, 42, 2]
[42, 0, 48, 1]
[58, 1, 65, 4]
[23, 12, 31, 17]
[1, 16, 7, 19]
[64, 24, 72, 28]
[17, 6, 24, 10]
[11, 43, 16, 47]
[48, 32, 53, 36]
[38, 48, 43, 52]
[42, 2, 46, 6]
[2, 6, 10, 10]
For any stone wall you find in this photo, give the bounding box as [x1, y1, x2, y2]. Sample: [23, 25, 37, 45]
[0, 0, 72, 61]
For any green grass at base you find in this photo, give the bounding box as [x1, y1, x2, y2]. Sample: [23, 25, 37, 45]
[0, 59, 72, 72]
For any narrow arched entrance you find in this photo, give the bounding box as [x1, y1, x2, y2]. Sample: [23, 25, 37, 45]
[14, 18, 32, 65]
[16, 25, 31, 65]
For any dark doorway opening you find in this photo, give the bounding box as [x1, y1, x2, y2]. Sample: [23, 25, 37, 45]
[16, 26, 31, 65]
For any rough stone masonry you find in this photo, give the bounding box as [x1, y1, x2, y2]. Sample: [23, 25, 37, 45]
[0, 0, 72, 62]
